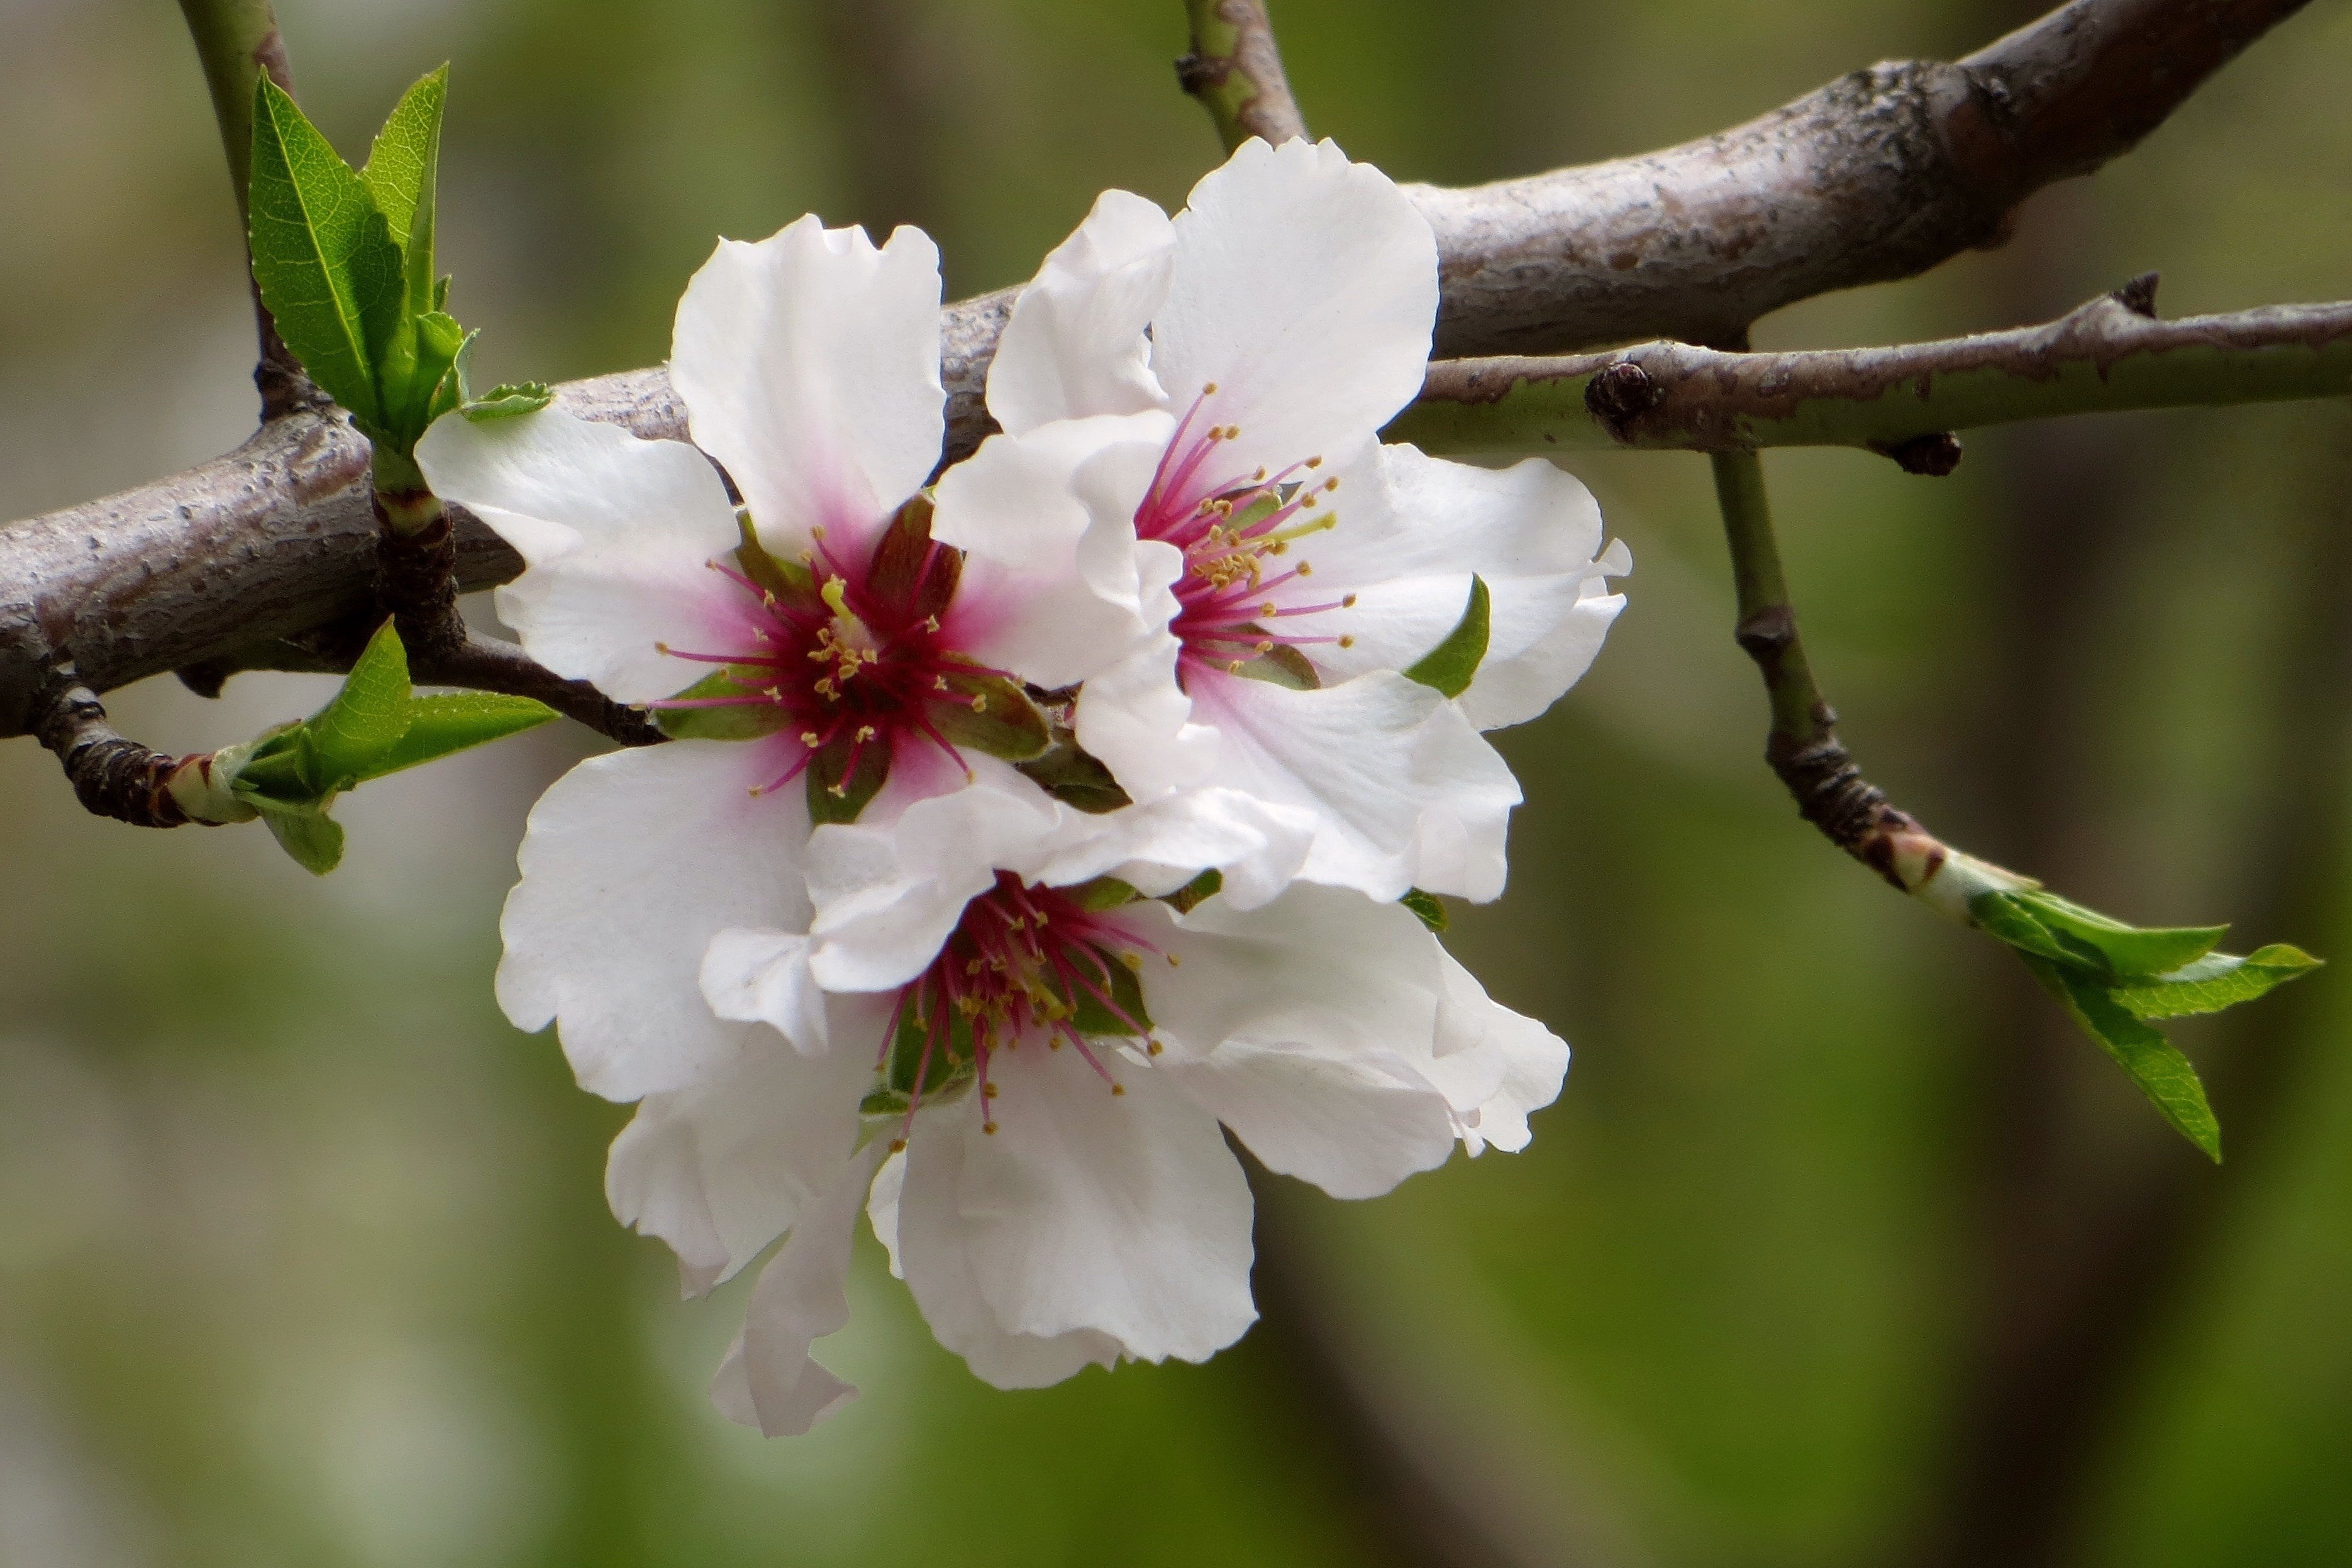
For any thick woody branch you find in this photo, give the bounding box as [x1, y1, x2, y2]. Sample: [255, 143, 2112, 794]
[175, 0, 319, 421]
[1392, 287, 2352, 465]
[1413, 0, 2312, 356]
[0, 0, 2310, 739]
[1176, 0, 1307, 151]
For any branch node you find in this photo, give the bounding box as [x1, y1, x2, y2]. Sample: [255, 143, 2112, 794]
[1584, 360, 1663, 433]
[33, 674, 192, 828]
[2111, 270, 2161, 319]
[1764, 728, 1922, 892]
[1873, 431, 1965, 475]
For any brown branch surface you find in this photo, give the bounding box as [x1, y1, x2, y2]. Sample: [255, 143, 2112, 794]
[0, 0, 2311, 739]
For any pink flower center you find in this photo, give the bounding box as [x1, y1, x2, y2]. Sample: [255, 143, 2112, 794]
[648, 511, 1011, 797]
[879, 873, 1160, 1141]
[1134, 385, 1357, 684]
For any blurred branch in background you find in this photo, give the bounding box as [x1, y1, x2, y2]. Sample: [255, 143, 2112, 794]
[173, 0, 315, 420]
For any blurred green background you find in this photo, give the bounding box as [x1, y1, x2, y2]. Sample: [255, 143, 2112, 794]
[5, 1, 2351, 1564]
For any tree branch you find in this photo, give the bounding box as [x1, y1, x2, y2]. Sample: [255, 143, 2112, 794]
[1176, 0, 1306, 152]
[0, 0, 2312, 739]
[175, 0, 319, 421]
[1411, 0, 2312, 357]
[1710, 450, 1943, 890]
[1393, 285, 2352, 465]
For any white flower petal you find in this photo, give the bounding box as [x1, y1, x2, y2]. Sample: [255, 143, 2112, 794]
[1155, 1038, 1455, 1200]
[606, 1007, 879, 1295]
[1151, 138, 1436, 484]
[931, 414, 1174, 688]
[1303, 445, 1628, 730]
[1428, 950, 1568, 1155]
[806, 783, 1067, 993]
[1029, 787, 1313, 912]
[700, 928, 829, 1055]
[865, 1147, 907, 1279]
[1189, 670, 1522, 902]
[415, 409, 754, 704]
[708, 1138, 885, 1437]
[956, 1042, 1256, 1363]
[987, 189, 1176, 436]
[1072, 627, 1219, 800]
[497, 738, 811, 1101]
[897, 1107, 1123, 1388]
[672, 216, 944, 552]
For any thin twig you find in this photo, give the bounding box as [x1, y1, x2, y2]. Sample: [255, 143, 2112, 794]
[1176, 0, 1306, 151]
[1710, 450, 1944, 890]
[33, 674, 199, 828]
[174, 0, 319, 421]
[416, 635, 664, 747]
[1397, 285, 2352, 465]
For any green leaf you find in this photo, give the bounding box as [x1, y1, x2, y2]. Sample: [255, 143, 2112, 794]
[431, 274, 451, 312]
[356, 692, 556, 781]
[929, 671, 1051, 761]
[1402, 575, 1491, 700]
[357, 65, 448, 318]
[2012, 890, 2225, 977]
[250, 797, 347, 876]
[2022, 955, 2222, 1161]
[1400, 888, 1448, 932]
[460, 382, 554, 422]
[249, 78, 406, 426]
[808, 731, 892, 825]
[306, 619, 413, 786]
[650, 668, 790, 742]
[2109, 944, 2322, 1020]
[377, 312, 470, 455]
[1016, 732, 1131, 815]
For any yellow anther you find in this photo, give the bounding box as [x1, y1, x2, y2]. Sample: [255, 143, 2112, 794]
[1323, 476, 1340, 492]
[1342, 593, 1359, 608]
[855, 725, 877, 743]
[1301, 492, 1317, 507]
[1338, 634, 1355, 648]
[828, 781, 849, 797]
[1297, 561, 1314, 577]
[1260, 602, 1277, 616]
[970, 695, 987, 712]
[1227, 660, 1243, 674]
[982, 1120, 998, 1134]
[1146, 1039, 1164, 1055]
[654, 641, 671, 653]
[1202, 381, 1219, 394]
[889, 1137, 907, 1152]
[1166, 953, 1181, 967]
[1111, 1083, 1126, 1096]
[799, 730, 819, 746]
[983, 1083, 999, 1099]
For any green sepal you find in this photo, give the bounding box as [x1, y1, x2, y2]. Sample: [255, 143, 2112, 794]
[1164, 869, 1223, 914]
[650, 668, 790, 742]
[1063, 944, 1151, 1037]
[431, 274, 452, 312]
[866, 494, 960, 621]
[734, 511, 818, 605]
[1016, 731, 1131, 814]
[808, 731, 892, 824]
[1066, 877, 1144, 912]
[2107, 944, 2322, 1021]
[460, 382, 554, 422]
[357, 64, 448, 319]
[1402, 575, 1491, 700]
[1230, 641, 1321, 690]
[358, 692, 555, 780]
[2021, 954, 2222, 1162]
[929, 671, 1052, 761]
[1400, 888, 1448, 932]
[248, 77, 406, 427]
[885, 1000, 972, 1098]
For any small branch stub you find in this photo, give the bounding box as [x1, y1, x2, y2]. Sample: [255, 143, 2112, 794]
[1177, 0, 1307, 152]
